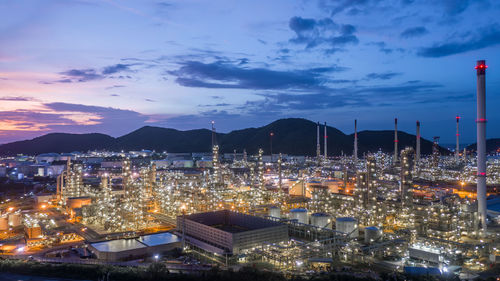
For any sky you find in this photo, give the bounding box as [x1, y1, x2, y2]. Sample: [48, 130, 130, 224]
[0, 0, 500, 145]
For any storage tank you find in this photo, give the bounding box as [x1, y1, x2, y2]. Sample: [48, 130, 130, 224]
[311, 213, 330, 228]
[290, 208, 308, 224]
[336, 217, 358, 238]
[364, 226, 381, 243]
[268, 206, 281, 218]
[8, 213, 21, 227]
[0, 216, 8, 230]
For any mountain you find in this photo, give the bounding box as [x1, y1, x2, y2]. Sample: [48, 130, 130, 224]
[466, 138, 500, 153]
[0, 118, 449, 156]
[218, 118, 351, 155]
[0, 133, 114, 155]
[353, 130, 449, 155]
[113, 126, 223, 153]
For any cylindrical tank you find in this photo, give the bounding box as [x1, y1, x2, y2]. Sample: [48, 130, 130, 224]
[8, 213, 21, 227]
[269, 206, 281, 218]
[364, 226, 381, 243]
[290, 208, 308, 224]
[311, 213, 330, 228]
[0, 216, 8, 230]
[336, 217, 358, 238]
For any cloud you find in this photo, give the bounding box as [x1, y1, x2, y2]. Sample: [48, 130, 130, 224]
[52, 63, 136, 83]
[288, 16, 358, 51]
[365, 72, 402, 80]
[169, 60, 346, 90]
[319, 0, 372, 15]
[418, 24, 500, 57]
[366, 41, 399, 54]
[0, 96, 33, 101]
[59, 69, 103, 82]
[102, 64, 132, 74]
[400, 26, 428, 38]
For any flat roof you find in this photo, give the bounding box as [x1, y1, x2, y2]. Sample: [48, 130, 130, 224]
[91, 239, 146, 253]
[138, 232, 180, 246]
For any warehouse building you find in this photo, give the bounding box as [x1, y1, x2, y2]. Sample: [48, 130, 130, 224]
[177, 210, 288, 256]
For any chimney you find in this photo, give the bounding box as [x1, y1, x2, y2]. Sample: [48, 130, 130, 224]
[354, 119, 358, 162]
[394, 118, 398, 163]
[456, 116, 460, 162]
[316, 122, 321, 159]
[476, 60, 487, 231]
[416, 121, 420, 163]
[324, 122, 327, 159]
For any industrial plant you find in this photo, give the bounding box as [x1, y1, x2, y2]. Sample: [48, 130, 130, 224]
[0, 61, 498, 280]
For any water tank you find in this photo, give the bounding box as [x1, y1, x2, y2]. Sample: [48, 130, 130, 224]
[290, 208, 308, 224]
[8, 213, 21, 227]
[364, 226, 381, 243]
[0, 216, 8, 230]
[336, 217, 358, 238]
[311, 213, 330, 228]
[268, 206, 281, 218]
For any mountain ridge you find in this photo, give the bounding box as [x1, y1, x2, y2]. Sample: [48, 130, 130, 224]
[0, 118, 455, 156]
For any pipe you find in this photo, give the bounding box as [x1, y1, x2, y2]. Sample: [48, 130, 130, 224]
[316, 122, 321, 159]
[354, 119, 358, 162]
[394, 118, 398, 163]
[476, 60, 487, 231]
[324, 122, 327, 159]
[416, 121, 420, 163]
[456, 116, 460, 161]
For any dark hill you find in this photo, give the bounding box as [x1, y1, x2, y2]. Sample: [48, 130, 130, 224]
[0, 133, 114, 155]
[466, 138, 500, 153]
[113, 126, 223, 152]
[353, 130, 449, 155]
[0, 118, 450, 156]
[218, 118, 351, 155]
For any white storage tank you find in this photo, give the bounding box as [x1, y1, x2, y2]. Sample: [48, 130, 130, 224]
[364, 226, 381, 243]
[8, 213, 22, 227]
[311, 213, 330, 228]
[268, 206, 281, 218]
[290, 208, 308, 224]
[0, 216, 8, 231]
[336, 217, 358, 238]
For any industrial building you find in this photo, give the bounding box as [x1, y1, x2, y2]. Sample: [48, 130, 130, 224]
[88, 232, 181, 261]
[177, 210, 288, 255]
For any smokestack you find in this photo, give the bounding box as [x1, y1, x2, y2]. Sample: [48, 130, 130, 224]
[476, 60, 488, 231]
[394, 118, 398, 163]
[211, 121, 216, 147]
[416, 121, 420, 163]
[456, 116, 460, 161]
[316, 122, 321, 159]
[324, 122, 327, 159]
[354, 119, 358, 162]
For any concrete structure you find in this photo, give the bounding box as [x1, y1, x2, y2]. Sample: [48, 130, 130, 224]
[364, 226, 381, 244]
[269, 206, 281, 218]
[0, 216, 8, 230]
[177, 210, 288, 255]
[476, 60, 487, 231]
[8, 213, 21, 227]
[336, 217, 358, 238]
[409, 245, 442, 264]
[456, 116, 460, 161]
[290, 208, 308, 224]
[89, 232, 181, 261]
[311, 213, 330, 228]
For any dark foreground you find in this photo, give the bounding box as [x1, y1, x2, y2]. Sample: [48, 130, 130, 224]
[0, 259, 498, 281]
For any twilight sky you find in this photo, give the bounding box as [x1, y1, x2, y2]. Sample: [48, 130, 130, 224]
[1, 0, 499, 144]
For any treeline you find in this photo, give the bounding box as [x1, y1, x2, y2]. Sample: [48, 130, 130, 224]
[0, 259, 496, 281]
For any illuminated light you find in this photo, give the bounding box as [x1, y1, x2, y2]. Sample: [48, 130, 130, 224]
[476, 118, 488, 122]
